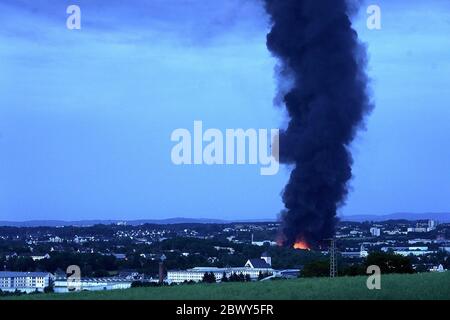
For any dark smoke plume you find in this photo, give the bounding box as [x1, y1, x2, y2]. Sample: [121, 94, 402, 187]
[263, 0, 372, 247]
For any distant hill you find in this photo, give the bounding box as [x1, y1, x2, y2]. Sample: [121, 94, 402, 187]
[0, 217, 228, 227]
[341, 212, 450, 223]
[1, 212, 449, 227]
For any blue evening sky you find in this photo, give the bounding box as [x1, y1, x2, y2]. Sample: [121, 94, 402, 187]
[0, 0, 449, 221]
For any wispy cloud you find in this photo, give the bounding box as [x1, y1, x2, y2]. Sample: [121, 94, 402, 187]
[0, 0, 267, 45]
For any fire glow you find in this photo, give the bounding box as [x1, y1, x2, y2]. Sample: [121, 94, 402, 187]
[293, 240, 310, 250]
[277, 235, 311, 250]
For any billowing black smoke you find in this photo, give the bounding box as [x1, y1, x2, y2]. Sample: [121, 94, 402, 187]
[263, 0, 372, 247]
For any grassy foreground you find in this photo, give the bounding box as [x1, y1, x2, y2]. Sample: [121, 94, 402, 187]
[4, 272, 450, 300]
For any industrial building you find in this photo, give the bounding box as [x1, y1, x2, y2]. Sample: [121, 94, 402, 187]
[53, 277, 133, 293]
[167, 252, 299, 283]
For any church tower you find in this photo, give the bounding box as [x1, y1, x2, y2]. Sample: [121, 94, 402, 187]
[261, 252, 271, 266]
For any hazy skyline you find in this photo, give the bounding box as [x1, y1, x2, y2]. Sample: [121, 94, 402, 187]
[1, 0, 449, 221]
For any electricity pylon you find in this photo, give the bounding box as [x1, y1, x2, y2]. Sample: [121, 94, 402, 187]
[326, 237, 338, 278]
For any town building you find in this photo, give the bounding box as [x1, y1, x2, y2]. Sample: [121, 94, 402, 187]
[246, 251, 272, 268]
[429, 264, 446, 272]
[370, 227, 381, 237]
[49, 236, 63, 243]
[31, 253, 51, 261]
[0, 272, 53, 293]
[340, 244, 369, 258]
[381, 246, 435, 256]
[407, 227, 428, 233]
[428, 219, 438, 230]
[251, 235, 277, 247]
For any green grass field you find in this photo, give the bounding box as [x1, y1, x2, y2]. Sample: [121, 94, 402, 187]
[3, 272, 450, 300]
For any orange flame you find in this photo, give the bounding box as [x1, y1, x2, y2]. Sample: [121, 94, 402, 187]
[293, 240, 310, 250]
[276, 234, 311, 250]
